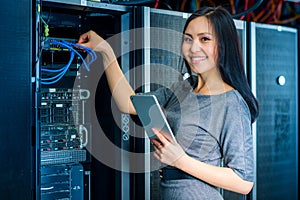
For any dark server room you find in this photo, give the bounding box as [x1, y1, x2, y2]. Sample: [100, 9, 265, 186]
[0, 0, 298, 200]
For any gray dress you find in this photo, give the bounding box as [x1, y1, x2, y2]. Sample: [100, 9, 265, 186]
[147, 78, 254, 200]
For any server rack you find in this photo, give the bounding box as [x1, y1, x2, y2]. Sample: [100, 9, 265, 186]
[249, 22, 298, 200]
[36, 1, 133, 199]
[139, 8, 189, 200]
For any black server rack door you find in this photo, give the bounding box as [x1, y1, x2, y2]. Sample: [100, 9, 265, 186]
[252, 23, 298, 200]
[149, 9, 188, 91]
[0, 0, 35, 199]
[148, 9, 187, 200]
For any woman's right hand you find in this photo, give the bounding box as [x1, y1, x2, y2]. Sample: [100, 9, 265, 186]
[78, 32, 135, 114]
[78, 30, 116, 66]
[78, 30, 105, 50]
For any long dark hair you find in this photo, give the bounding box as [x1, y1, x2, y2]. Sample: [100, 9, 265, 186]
[182, 6, 259, 123]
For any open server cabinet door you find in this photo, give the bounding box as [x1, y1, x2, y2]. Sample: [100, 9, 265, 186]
[0, 0, 36, 199]
[137, 7, 189, 200]
[38, 1, 134, 199]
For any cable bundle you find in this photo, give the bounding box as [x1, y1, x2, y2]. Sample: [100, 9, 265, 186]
[41, 40, 97, 85]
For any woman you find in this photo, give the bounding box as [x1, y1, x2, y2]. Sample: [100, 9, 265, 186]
[78, 6, 259, 199]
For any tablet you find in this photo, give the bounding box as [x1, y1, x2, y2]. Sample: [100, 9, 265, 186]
[130, 95, 177, 143]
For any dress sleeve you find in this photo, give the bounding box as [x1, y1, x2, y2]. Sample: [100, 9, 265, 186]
[130, 86, 173, 125]
[144, 78, 194, 107]
[143, 86, 172, 106]
[220, 95, 254, 182]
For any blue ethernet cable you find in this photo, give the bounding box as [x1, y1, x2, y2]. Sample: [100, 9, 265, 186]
[61, 40, 97, 66]
[41, 51, 75, 85]
[51, 40, 91, 71]
[41, 39, 97, 85]
[41, 64, 68, 73]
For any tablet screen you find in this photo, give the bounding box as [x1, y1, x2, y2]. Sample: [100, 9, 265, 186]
[130, 95, 177, 143]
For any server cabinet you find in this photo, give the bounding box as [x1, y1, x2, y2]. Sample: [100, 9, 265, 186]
[37, 1, 133, 199]
[249, 22, 298, 200]
[145, 9, 189, 200]
[0, 0, 36, 199]
[138, 7, 248, 200]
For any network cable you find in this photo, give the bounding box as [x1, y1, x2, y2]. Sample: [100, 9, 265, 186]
[50, 40, 93, 71]
[61, 41, 97, 66]
[41, 40, 97, 85]
[41, 51, 75, 85]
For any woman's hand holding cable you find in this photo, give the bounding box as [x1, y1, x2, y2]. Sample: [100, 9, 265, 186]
[78, 30, 103, 50]
[78, 30, 136, 114]
[78, 30, 116, 69]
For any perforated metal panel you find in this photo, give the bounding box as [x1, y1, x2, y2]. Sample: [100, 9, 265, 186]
[250, 23, 298, 200]
[148, 9, 188, 200]
[149, 9, 188, 91]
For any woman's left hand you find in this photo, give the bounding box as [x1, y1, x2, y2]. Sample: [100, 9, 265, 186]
[151, 128, 187, 167]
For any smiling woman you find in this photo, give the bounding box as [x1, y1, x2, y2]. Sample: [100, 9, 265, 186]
[78, 6, 259, 200]
[182, 17, 217, 72]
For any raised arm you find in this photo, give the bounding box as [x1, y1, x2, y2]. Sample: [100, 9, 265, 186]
[78, 30, 136, 114]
